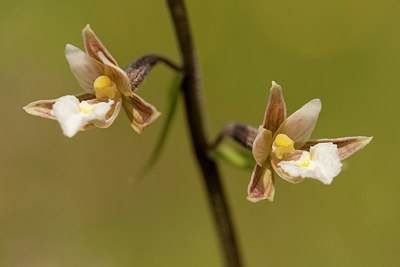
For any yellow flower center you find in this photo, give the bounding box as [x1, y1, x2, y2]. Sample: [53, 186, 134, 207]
[275, 134, 293, 147]
[93, 75, 119, 99]
[273, 134, 295, 159]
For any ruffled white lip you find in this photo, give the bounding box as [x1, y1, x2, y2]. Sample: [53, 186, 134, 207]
[278, 142, 342, 184]
[52, 95, 113, 137]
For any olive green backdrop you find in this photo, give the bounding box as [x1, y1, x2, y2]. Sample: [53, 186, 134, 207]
[1, 0, 398, 266]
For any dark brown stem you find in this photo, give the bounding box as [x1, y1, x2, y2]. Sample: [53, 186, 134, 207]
[166, 1, 242, 266]
[124, 54, 183, 91]
[210, 123, 258, 151]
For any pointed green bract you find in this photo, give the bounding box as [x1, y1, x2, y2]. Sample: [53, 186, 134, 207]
[136, 74, 182, 178]
[210, 144, 255, 170]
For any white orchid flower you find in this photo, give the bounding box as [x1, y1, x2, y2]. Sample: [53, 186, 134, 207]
[248, 81, 372, 202]
[24, 25, 160, 137]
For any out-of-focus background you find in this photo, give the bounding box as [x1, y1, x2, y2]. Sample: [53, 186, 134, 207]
[1, 0, 399, 266]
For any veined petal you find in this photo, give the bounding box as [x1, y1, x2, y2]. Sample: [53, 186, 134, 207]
[82, 24, 118, 66]
[278, 143, 342, 185]
[271, 152, 305, 184]
[52, 95, 113, 137]
[121, 94, 161, 134]
[275, 99, 321, 149]
[252, 127, 272, 166]
[98, 51, 133, 97]
[23, 93, 95, 120]
[247, 163, 275, 202]
[65, 44, 104, 93]
[302, 136, 373, 160]
[262, 81, 286, 133]
[92, 100, 122, 128]
[24, 99, 57, 120]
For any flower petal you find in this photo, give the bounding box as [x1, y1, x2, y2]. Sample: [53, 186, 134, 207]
[302, 136, 373, 160]
[92, 100, 122, 129]
[65, 44, 104, 93]
[121, 94, 161, 134]
[271, 152, 305, 184]
[247, 164, 275, 202]
[23, 93, 94, 120]
[52, 95, 114, 137]
[23, 99, 57, 120]
[278, 143, 342, 185]
[252, 127, 272, 166]
[275, 99, 321, 149]
[262, 81, 286, 133]
[98, 51, 133, 97]
[82, 24, 118, 66]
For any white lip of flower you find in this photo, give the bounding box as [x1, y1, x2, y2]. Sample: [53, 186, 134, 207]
[278, 142, 342, 185]
[52, 95, 114, 138]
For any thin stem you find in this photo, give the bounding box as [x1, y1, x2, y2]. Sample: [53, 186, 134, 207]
[124, 54, 182, 91]
[210, 123, 258, 151]
[166, 1, 243, 266]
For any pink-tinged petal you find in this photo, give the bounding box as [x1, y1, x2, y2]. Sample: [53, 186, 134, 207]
[252, 127, 273, 166]
[121, 94, 161, 134]
[262, 81, 286, 134]
[275, 99, 322, 149]
[82, 24, 118, 66]
[65, 44, 104, 93]
[23, 93, 94, 120]
[302, 136, 373, 160]
[23, 99, 57, 120]
[271, 152, 305, 184]
[98, 51, 133, 97]
[247, 163, 275, 202]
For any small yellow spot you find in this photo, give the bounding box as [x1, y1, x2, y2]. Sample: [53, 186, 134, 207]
[93, 75, 119, 99]
[79, 104, 94, 114]
[296, 156, 312, 167]
[273, 134, 295, 159]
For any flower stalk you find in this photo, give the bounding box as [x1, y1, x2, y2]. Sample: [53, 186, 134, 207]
[166, 0, 243, 266]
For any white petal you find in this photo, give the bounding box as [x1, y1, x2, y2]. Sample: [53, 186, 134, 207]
[65, 44, 104, 93]
[84, 101, 114, 121]
[52, 95, 113, 138]
[52, 95, 82, 137]
[278, 142, 342, 184]
[93, 100, 122, 128]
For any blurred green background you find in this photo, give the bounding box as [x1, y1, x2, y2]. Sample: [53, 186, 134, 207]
[1, 0, 398, 266]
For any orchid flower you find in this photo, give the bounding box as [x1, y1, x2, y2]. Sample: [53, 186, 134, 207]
[24, 25, 160, 137]
[248, 81, 372, 202]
